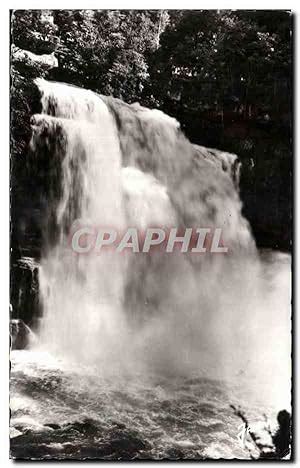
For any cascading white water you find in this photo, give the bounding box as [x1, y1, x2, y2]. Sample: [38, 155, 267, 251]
[32, 79, 129, 363]
[30, 79, 291, 410]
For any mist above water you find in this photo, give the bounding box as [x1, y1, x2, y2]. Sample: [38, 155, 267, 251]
[30, 79, 291, 410]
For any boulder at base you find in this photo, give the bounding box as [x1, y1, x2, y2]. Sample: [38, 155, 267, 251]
[10, 319, 35, 350]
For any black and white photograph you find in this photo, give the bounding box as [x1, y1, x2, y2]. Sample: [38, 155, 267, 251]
[9, 9, 292, 460]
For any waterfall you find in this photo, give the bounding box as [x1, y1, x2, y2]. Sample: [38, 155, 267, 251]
[31, 79, 128, 362]
[30, 80, 290, 406]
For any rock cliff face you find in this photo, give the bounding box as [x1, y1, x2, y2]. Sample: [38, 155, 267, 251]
[10, 318, 36, 349]
[12, 45, 58, 71]
[10, 257, 40, 327]
[193, 145, 241, 190]
[10, 12, 58, 326]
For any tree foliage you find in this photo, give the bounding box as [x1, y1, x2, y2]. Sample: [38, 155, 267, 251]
[50, 10, 165, 101]
[147, 10, 291, 114]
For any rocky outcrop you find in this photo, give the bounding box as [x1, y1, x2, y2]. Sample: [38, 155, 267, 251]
[12, 45, 58, 71]
[10, 12, 58, 329]
[10, 257, 40, 327]
[10, 318, 36, 350]
[193, 144, 241, 189]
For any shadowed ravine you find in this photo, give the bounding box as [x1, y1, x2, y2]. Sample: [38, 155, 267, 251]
[10, 80, 291, 459]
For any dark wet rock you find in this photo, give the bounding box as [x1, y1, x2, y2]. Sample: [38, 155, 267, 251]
[10, 319, 35, 350]
[165, 447, 185, 459]
[10, 257, 40, 327]
[64, 418, 100, 436]
[11, 425, 150, 460]
[193, 144, 241, 189]
[112, 421, 126, 430]
[99, 434, 150, 459]
[44, 423, 60, 430]
[12, 46, 58, 72]
[273, 410, 291, 458]
[110, 434, 148, 452]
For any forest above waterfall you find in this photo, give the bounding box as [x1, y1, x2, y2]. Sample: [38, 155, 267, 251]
[10, 9, 292, 263]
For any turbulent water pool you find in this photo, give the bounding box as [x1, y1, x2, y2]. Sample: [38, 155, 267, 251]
[9, 350, 278, 460]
